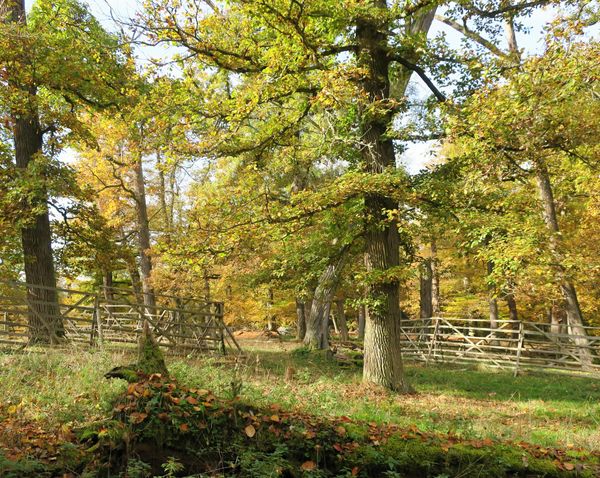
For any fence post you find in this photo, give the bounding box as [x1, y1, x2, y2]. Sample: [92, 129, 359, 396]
[513, 321, 525, 377]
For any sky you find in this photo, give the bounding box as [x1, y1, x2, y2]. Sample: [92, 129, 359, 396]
[24, 0, 566, 173]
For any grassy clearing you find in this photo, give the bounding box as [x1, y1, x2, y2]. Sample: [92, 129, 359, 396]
[0, 337, 599, 476]
[171, 338, 600, 453]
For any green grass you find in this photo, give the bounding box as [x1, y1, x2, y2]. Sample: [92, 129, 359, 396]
[1, 338, 599, 456]
[169, 341, 600, 453]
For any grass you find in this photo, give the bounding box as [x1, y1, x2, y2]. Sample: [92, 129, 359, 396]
[1, 337, 599, 459]
[171, 339, 600, 453]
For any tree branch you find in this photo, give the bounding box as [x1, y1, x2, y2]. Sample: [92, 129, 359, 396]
[387, 55, 447, 102]
[435, 15, 509, 59]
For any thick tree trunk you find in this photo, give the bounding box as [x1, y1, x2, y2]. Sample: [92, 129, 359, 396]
[133, 149, 156, 315]
[295, 299, 307, 340]
[7, 1, 62, 343]
[357, 2, 411, 393]
[534, 160, 592, 367]
[431, 241, 441, 315]
[304, 253, 346, 349]
[419, 259, 433, 319]
[336, 299, 349, 341]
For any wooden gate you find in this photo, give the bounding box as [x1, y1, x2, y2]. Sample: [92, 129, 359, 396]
[0, 280, 241, 354]
[399, 317, 600, 376]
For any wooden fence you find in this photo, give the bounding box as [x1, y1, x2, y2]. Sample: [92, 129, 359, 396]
[399, 317, 600, 377]
[0, 280, 241, 354]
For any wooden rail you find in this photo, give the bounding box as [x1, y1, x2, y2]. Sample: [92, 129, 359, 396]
[0, 280, 241, 355]
[399, 317, 600, 377]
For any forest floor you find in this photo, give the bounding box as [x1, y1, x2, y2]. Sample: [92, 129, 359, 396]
[0, 335, 599, 476]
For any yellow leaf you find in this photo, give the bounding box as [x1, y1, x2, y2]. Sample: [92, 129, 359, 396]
[244, 424, 256, 438]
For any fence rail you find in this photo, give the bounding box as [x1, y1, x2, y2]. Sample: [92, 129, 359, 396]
[0, 280, 241, 355]
[399, 317, 600, 376]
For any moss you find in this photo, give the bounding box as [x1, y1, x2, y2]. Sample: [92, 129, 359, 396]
[347, 436, 589, 478]
[136, 321, 169, 377]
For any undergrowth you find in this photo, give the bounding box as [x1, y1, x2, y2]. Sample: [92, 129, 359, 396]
[1, 341, 599, 477]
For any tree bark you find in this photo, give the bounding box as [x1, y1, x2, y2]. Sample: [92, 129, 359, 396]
[549, 305, 566, 336]
[7, 0, 62, 343]
[266, 287, 276, 331]
[295, 298, 307, 340]
[357, 1, 411, 392]
[431, 240, 441, 315]
[419, 259, 433, 319]
[505, 288, 519, 339]
[156, 152, 172, 243]
[534, 159, 592, 367]
[336, 299, 349, 341]
[357, 304, 366, 340]
[321, 301, 331, 347]
[486, 261, 499, 331]
[102, 269, 114, 303]
[304, 254, 346, 349]
[126, 256, 143, 303]
[133, 148, 156, 315]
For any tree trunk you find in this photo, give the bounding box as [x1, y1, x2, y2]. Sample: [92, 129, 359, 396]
[156, 152, 172, 243]
[431, 240, 441, 315]
[321, 302, 331, 348]
[126, 256, 143, 303]
[534, 159, 592, 367]
[357, 2, 411, 393]
[7, 1, 62, 343]
[304, 253, 347, 349]
[419, 259, 433, 319]
[336, 299, 349, 341]
[486, 261, 499, 331]
[266, 287, 276, 331]
[505, 288, 519, 339]
[295, 299, 306, 340]
[549, 306, 566, 336]
[133, 149, 156, 315]
[357, 304, 366, 340]
[102, 269, 114, 303]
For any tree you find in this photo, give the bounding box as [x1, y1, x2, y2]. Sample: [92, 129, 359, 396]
[136, 0, 584, 390]
[0, 0, 129, 342]
[445, 38, 600, 364]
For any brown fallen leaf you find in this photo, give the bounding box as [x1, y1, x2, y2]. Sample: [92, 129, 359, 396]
[186, 396, 199, 405]
[244, 424, 256, 438]
[129, 412, 147, 424]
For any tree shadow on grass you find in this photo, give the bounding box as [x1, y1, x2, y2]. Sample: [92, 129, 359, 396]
[244, 346, 600, 404]
[405, 362, 600, 403]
